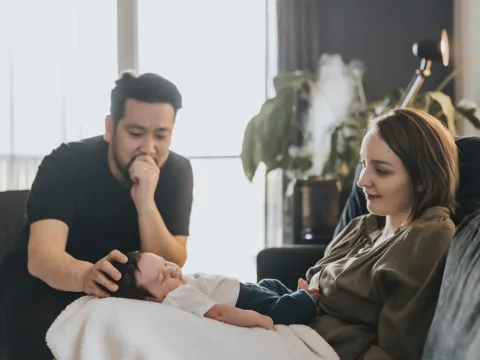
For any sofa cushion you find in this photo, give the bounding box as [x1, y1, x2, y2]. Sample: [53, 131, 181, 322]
[453, 136, 480, 224]
[422, 209, 480, 359]
[0, 190, 29, 360]
[0, 190, 29, 262]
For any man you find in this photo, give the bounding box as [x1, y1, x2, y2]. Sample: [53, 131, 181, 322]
[0, 72, 194, 359]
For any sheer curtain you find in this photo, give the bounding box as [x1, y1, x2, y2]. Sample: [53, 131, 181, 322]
[138, 0, 270, 282]
[0, 0, 117, 190]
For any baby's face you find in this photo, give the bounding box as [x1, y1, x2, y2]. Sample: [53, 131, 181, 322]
[135, 253, 185, 302]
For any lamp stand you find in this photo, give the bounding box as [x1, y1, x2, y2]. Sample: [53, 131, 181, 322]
[399, 59, 432, 108]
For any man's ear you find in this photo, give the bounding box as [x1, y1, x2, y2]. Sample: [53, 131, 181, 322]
[104, 115, 114, 142]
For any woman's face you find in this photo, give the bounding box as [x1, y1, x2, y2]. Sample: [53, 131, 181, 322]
[357, 130, 415, 223]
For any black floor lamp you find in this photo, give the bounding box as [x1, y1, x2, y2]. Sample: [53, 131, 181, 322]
[399, 28, 450, 108]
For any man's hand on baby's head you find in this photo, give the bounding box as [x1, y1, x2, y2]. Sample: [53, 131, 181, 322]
[81, 250, 128, 298]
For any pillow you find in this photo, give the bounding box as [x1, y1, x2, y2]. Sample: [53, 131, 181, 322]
[422, 209, 480, 359]
[451, 136, 480, 225]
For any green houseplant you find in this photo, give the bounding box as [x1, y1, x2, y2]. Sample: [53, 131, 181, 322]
[241, 71, 314, 182]
[241, 74, 480, 192]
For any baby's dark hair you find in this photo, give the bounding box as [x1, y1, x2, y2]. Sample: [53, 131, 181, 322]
[106, 251, 151, 300]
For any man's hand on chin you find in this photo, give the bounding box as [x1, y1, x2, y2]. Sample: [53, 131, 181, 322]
[129, 155, 160, 210]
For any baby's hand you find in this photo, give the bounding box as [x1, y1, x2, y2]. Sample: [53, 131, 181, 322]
[257, 315, 275, 331]
[298, 278, 319, 299]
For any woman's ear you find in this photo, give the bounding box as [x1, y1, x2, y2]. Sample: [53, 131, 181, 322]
[416, 184, 424, 192]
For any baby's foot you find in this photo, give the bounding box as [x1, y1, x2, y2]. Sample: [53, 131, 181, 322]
[297, 278, 309, 291]
[298, 278, 319, 300]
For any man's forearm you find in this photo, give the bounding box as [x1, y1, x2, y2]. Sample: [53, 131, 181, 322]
[137, 204, 187, 266]
[28, 245, 92, 292]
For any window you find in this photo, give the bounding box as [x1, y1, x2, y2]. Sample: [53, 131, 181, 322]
[138, 1, 269, 281]
[0, 0, 117, 156]
[0, 0, 117, 189]
[186, 158, 265, 281]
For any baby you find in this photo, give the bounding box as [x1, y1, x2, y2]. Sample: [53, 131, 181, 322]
[108, 251, 319, 330]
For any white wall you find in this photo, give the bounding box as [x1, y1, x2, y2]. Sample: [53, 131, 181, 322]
[454, 0, 480, 135]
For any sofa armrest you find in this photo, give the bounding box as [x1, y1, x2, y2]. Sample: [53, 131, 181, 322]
[256, 245, 327, 291]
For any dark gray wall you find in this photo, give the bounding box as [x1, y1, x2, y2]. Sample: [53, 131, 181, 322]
[317, 0, 454, 101]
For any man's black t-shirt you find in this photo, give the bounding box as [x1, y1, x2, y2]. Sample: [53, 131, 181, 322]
[1, 135, 193, 298]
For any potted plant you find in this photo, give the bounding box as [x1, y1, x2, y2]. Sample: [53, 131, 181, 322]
[241, 63, 480, 244]
[241, 63, 354, 244]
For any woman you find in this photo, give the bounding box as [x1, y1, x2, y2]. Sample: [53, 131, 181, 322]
[306, 108, 459, 360]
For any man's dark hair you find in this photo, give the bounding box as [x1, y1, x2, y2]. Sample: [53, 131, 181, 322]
[110, 72, 183, 127]
[107, 251, 151, 300]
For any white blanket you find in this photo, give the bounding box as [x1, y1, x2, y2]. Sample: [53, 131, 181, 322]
[46, 296, 339, 360]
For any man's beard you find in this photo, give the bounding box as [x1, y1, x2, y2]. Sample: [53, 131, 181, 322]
[114, 154, 134, 187]
[112, 139, 140, 188]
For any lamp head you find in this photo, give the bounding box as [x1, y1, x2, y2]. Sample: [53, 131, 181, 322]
[412, 28, 449, 66]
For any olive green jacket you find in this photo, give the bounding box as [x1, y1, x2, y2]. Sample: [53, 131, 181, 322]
[307, 206, 455, 360]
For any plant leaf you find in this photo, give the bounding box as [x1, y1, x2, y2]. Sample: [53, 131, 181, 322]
[241, 116, 260, 181]
[455, 105, 480, 129]
[412, 92, 429, 111]
[427, 91, 457, 135]
[273, 72, 312, 93]
[257, 88, 296, 171]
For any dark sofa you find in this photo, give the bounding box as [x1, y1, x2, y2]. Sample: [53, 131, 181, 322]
[0, 190, 29, 360]
[0, 190, 29, 266]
